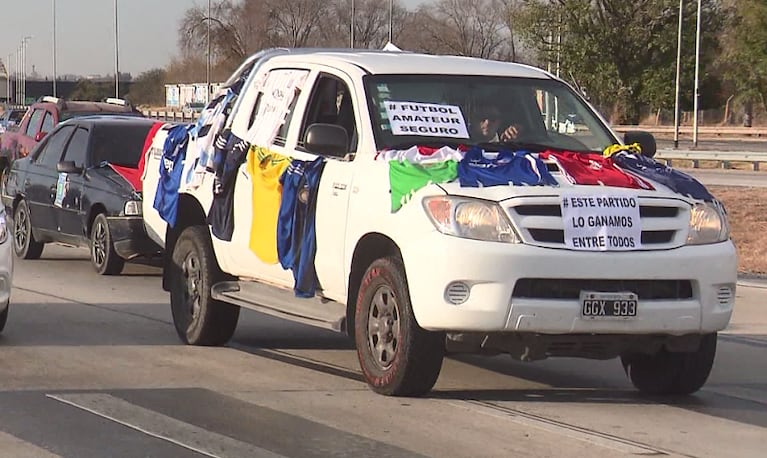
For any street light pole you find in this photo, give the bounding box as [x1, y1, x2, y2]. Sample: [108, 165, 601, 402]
[114, 0, 120, 98]
[388, 0, 393, 44]
[6, 54, 11, 103]
[53, 0, 57, 97]
[692, 0, 702, 148]
[350, 0, 355, 48]
[21, 36, 32, 104]
[673, 0, 683, 149]
[207, 0, 211, 102]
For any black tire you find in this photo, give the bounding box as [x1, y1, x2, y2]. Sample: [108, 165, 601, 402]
[169, 225, 239, 346]
[354, 257, 444, 396]
[13, 200, 43, 260]
[90, 213, 125, 275]
[0, 165, 11, 197]
[621, 333, 718, 395]
[0, 302, 8, 333]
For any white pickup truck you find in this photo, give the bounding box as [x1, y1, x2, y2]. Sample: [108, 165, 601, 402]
[142, 48, 737, 397]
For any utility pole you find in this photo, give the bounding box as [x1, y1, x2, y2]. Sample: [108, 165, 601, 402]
[53, 0, 57, 97]
[673, 0, 683, 149]
[350, 0, 355, 48]
[207, 0, 211, 102]
[388, 0, 393, 44]
[114, 0, 120, 98]
[692, 0, 702, 148]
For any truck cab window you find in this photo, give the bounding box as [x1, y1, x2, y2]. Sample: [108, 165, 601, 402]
[25, 109, 44, 137]
[299, 75, 358, 155]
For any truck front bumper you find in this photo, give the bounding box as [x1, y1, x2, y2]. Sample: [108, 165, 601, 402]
[401, 233, 737, 335]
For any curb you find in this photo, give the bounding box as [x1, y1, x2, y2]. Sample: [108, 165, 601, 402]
[737, 278, 767, 289]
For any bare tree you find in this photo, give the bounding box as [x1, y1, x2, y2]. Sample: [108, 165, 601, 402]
[417, 0, 510, 59]
[262, 0, 329, 48]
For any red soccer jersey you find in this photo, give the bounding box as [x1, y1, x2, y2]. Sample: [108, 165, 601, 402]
[539, 151, 654, 190]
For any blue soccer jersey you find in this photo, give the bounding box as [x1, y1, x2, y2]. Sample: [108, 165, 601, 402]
[457, 147, 558, 187]
[207, 132, 250, 241]
[153, 124, 192, 227]
[611, 151, 713, 201]
[277, 158, 326, 298]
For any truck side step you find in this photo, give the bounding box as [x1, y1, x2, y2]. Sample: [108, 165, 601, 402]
[211, 281, 347, 333]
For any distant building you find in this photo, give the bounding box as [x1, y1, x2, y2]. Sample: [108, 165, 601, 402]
[165, 83, 223, 108]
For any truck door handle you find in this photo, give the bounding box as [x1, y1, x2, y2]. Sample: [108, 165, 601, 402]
[332, 182, 347, 191]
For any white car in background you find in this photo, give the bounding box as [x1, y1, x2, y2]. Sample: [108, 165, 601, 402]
[0, 205, 11, 332]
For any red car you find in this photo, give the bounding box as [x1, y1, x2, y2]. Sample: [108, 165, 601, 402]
[0, 96, 143, 187]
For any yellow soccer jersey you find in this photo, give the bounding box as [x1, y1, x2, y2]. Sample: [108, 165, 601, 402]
[247, 146, 291, 263]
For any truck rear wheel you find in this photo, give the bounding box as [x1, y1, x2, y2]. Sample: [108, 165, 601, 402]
[169, 225, 239, 346]
[621, 333, 717, 395]
[354, 257, 444, 396]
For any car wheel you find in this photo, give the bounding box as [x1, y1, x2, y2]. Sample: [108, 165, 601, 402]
[621, 333, 718, 395]
[169, 225, 239, 346]
[354, 257, 444, 396]
[90, 213, 124, 275]
[0, 301, 8, 333]
[0, 165, 10, 197]
[13, 200, 43, 259]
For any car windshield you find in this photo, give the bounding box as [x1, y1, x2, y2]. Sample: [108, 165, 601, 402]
[8, 110, 25, 123]
[363, 75, 617, 153]
[91, 123, 152, 168]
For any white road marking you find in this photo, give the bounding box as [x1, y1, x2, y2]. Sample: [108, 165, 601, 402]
[47, 393, 286, 458]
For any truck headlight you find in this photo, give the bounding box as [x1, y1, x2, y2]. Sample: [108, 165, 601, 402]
[686, 201, 729, 245]
[422, 196, 520, 243]
[124, 201, 142, 216]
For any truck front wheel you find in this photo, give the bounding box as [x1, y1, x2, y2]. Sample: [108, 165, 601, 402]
[169, 225, 239, 346]
[354, 257, 444, 396]
[621, 333, 717, 395]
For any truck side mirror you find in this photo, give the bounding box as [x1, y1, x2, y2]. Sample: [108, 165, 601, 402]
[623, 131, 656, 158]
[34, 131, 48, 142]
[304, 123, 349, 157]
[57, 160, 83, 174]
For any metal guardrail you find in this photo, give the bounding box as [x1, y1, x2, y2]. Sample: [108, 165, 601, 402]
[137, 111, 765, 169]
[142, 110, 199, 122]
[656, 149, 767, 170]
[616, 125, 767, 139]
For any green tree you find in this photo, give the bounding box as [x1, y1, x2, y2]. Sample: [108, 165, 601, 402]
[69, 80, 114, 102]
[515, 0, 723, 124]
[719, 0, 767, 118]
[125, 68, 167, 107]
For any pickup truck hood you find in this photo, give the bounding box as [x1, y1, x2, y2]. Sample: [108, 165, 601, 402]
[437, 174, 693, 204]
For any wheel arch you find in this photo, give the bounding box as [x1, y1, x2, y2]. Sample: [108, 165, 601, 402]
[346, 232, 404, 338]
[86, 203, 107, 238]
[162, 193, 209, 291]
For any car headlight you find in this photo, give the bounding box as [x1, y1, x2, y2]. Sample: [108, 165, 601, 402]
[422, 196, 520, 243]
[124, 201, 142, 216]
[686, 201, 729, 245]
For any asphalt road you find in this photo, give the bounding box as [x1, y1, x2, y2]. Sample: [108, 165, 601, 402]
[0, 244, 765, 457]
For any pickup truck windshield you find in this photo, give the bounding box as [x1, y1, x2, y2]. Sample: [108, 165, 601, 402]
[364, 75, 617, 153]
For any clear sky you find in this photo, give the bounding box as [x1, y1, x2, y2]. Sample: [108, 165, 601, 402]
[1, 0, 425, 79]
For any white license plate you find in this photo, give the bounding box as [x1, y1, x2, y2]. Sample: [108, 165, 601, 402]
[580, 291, 638, 319]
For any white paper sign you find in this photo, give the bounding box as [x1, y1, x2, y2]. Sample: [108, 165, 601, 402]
[384, 101, 469, 138]
[561, 194, 642, 251]
[54, 173, 68, 208]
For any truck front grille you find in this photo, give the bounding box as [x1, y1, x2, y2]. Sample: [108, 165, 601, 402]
[512, 278, 694, 300]
[507, 196, 690, 249]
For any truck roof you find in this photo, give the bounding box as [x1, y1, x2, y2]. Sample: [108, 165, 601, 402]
[265, 50, 554, 79]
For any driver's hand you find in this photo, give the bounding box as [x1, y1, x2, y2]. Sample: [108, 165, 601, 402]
[499, 124, 521, 141]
